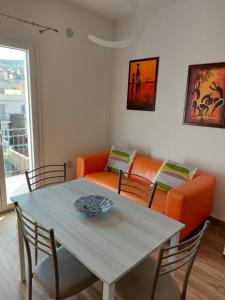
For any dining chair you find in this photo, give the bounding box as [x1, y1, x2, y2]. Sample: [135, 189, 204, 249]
[115, 220, 210, 300]
[14, 202, 98, 300]
[25, 163, 66, 192]
[118, 170, 158, 208]
[25, 163, 66, 263]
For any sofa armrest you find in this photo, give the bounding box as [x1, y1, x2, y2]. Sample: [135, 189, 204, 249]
[165, 174, 216, 239]
[75, 151, 110, 179]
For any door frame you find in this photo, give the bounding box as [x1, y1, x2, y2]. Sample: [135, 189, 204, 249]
[0, 38, 41, 212]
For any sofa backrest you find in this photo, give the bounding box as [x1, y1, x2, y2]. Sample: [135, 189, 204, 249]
[130, 154, 202, 182]
[130, 154, 163, 182]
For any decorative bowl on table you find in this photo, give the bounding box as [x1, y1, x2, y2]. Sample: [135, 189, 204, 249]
[74, 195, 113, 216]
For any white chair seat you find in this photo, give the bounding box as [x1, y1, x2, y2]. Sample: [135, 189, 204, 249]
[33, 246, 97, 299]
[116, 256, 181, 300]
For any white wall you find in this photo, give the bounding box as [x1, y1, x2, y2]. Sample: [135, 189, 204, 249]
[0, 0, 113, 178]
[111, 0, 225, 221]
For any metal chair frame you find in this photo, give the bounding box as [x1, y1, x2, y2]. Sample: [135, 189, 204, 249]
[14, 202, 59, 300]
[150, 220, 210, 300]
[25, 163, 66, 192]
[118, 170, 158, 208]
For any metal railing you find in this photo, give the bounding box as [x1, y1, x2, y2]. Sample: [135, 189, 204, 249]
[0, 127, 29, 177]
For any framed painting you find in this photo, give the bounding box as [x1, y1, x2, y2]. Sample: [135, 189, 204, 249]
[127, 57, 159, 111]
[184, 62, 225, 128]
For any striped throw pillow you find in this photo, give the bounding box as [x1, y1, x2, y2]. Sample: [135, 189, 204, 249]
[106, 146, 137, 173]
[153, 160, 197, 192]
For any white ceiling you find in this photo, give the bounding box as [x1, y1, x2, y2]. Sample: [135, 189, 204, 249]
[66, 0, 183, 20]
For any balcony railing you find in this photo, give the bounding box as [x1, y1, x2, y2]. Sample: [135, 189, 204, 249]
[1, 127, 29, 177]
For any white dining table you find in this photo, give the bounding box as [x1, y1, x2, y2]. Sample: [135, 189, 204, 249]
[12, 179, 184, 300]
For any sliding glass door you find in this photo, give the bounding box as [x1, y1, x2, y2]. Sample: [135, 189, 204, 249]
[0, 45, 34, 212]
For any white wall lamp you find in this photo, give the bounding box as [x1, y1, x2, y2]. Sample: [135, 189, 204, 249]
[88, 0, 145, 48]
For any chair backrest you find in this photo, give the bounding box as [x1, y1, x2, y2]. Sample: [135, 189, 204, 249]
[150, 220, 210, 300]
[14, 202, 59, 299]
[118, 170, 158, 208]
[25, 163, 66, 192]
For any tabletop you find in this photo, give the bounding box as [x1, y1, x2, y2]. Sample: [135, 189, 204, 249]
[12, 179, 184, 285]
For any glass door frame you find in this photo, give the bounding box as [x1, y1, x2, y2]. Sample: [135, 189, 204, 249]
[0, 38, 41, 212]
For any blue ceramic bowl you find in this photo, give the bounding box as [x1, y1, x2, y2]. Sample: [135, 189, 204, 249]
[74, 195, 113, 216]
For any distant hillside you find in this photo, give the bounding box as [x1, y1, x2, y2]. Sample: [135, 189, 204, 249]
[0, 59, 24, 68]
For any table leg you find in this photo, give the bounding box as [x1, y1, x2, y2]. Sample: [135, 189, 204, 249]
[103, 282, 115, 300]
[169, 231, 180, 249]
[17, 215, 26, 282]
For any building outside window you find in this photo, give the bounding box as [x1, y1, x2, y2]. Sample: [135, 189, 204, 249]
[21, 104, 25, 114]
[0, 103, 6, 120]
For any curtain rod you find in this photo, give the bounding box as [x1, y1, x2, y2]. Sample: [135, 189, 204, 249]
[0, 12, 59, 33]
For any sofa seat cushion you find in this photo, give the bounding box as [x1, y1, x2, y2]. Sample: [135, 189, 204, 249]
[85, 171, 119, 192]
[85, 171, 167, 214]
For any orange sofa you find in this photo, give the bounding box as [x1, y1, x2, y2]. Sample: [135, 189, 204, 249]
[75, 151, 216, 240]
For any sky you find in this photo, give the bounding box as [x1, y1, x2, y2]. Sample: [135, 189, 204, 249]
[0, 46, 26, 60]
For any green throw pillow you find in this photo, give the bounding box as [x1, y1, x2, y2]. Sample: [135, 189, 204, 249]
[153, 160, 197, 192]
[106, 146, 137, 173]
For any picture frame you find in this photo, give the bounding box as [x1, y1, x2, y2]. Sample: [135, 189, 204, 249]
[183, 62, 225, 128]
[127, 57, 159, 111]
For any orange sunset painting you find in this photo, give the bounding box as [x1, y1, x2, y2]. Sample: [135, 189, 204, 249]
[184, 63, 225, 128]
[127, 57, 159, 111]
